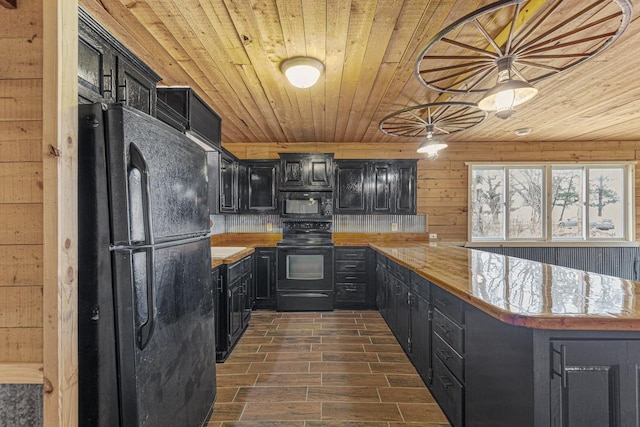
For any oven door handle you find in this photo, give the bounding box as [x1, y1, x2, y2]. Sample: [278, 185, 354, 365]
[279, 293, 330, 298]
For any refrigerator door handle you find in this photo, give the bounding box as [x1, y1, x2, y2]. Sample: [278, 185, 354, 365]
[129, 142, 156, 349]
[136, 246, 155, 350]
[129, 142, 155, 245]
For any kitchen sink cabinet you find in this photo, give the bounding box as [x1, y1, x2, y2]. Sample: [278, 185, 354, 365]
[78, 8, 160, 115]
[254, 248, 277, 309]
[334, 160, 417, 214]
[279, 153, 334, 190]
[216, 253, 253, 362]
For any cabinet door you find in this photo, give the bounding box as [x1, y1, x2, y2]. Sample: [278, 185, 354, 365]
[394, 162, 417, 214]
[280, 157, 306, 189]
[116, 57, 157, 116]
[411, 291, 431, 384]
[397, 279, 411, 353]
[255, 248, 276, 309]
[247, 162, 278, 213]
[78, 24, 116, 104]
[220, 155, 238, 213]
[229, 280, 244, 345]
[549, 339, 640, 427]
[335, 161, 367, 213]
[308, 156, 333, 189]
[371, 163, 393, 213]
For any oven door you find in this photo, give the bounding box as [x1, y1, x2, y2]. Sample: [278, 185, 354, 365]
[276, 245, 335, 311]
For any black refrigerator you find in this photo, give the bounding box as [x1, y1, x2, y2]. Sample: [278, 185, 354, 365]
[78, 103, 216, 426]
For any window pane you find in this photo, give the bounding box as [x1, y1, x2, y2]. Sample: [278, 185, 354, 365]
[588, 168, 624, 239]
[471, 168, 504, 239]
[551, 168, 583, 239]
[508, 168, 543, 239]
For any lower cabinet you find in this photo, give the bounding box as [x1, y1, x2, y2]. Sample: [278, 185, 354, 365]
[334, 247, 376, 309]
[375, 251, 640, 427]
[254, 248, 277, 309]
[215, 254, 253, 362]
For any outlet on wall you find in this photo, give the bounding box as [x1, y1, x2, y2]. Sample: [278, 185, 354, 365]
[429, 233, 438, 240]
[391, 222, 398, 231]
[266, 222, 273, 232]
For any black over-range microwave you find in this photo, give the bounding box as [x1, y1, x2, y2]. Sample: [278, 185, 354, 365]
[279, 191, 333, 218]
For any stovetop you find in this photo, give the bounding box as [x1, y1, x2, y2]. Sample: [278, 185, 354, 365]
[278, 218, 333, 247]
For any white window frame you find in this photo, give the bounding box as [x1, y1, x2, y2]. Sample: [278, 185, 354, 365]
[466, 161, 637, 247]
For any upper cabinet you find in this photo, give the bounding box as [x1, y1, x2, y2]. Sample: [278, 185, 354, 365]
[78, 8, 161, 116]
[220, 152, 239, 214]
[243, 161, 279, 214]
[335, 160, 417, 215]
[156, 87, 222, 149]
[279, 153, 334, 191]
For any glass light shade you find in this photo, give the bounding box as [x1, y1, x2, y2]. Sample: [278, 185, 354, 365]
[478, 79, 538, 119]
[417, 138, 448, 160]
[280, 57, 324, 88]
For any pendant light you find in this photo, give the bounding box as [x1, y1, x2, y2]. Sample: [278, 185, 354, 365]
[477, 57, 537, 119]
[416, 125, 448, 160]
[280, 57, 324, 88]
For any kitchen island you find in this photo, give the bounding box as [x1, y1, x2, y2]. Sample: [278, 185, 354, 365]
[371, 243, 640, 427]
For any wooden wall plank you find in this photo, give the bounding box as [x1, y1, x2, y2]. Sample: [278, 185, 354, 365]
[0, 287, 42, 327]
[0, 328, 42, 362]
[0, 79, 43, 121]
[0, 38, 43, 79]
[0, 245, 42, 286]
[0, 162, 43, 203]
[0, 363, 43, 384]
[0, 204, 42, 244]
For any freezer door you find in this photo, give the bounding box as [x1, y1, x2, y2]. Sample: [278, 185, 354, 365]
[105, 104, 209, 245]
[113, 237, 216, 427]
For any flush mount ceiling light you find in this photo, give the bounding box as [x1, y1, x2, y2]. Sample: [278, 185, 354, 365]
[280, 57, 324, 88]
[379, 101, 486, 159]
[414, 0, 631, 118]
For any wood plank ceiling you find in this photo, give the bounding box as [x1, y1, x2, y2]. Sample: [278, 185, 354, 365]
[79, 0, 640, 145]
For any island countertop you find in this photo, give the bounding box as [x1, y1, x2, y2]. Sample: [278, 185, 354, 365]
[372, 244, 640, 331]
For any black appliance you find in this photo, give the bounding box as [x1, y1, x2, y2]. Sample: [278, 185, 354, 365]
[279, 190, 333, 218]
[78, 103, 216, 427]
[276, 219, 334, 311]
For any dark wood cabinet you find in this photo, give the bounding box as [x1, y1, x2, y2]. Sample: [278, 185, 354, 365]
[335, 160, 417, 214]
[254, 248, 277, 309]
[220, 153, 239, 213]
[243, 161, 279, 214]
[216, 254, 253, 362]
[410, 273, 431, 385]
[156, 87, 222, 148]
[548, 339, 640, 427]
[78, 8, 160, 115]
[279, 153, 334, 190]
[334, 162, 367, 213]
[334, 248, 375, 308]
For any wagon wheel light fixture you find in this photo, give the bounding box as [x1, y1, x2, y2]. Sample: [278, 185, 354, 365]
[414, 0, 632, 119]
[379, 102, 487, 160]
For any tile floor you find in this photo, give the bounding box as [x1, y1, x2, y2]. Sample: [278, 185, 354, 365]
[208, 310, 450, 427]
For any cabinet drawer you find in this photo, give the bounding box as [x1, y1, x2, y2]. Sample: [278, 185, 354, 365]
[433, 308, 464, 355]
[335, 283, 366, 302]
[336, 260, 367, 273]
[389, 262, 411, 283]
[433, 331, 464, 382]
[336, 248, 367, 260]
[431, 355, 464, 427]
[228, 261, 243, 283]
[432, 285, 464, 324]
[376, 253, 388, 268]
[411, 273, 430, 300]
[336, 272, 367, 283]
[242, 255, 252, 274]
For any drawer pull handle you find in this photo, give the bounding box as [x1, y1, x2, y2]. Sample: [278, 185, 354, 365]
[438, 349, 452, 361]
[438, 324, 450, 336]
[345, 253, 360, 257]
[435, 298, 449, 307]
[345, 276, 358, 280]
[344, 265, 357, 269]
[438, 375, 453, 389]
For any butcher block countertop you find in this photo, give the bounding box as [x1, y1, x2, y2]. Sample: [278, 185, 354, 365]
[373, 243, 640, 331]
